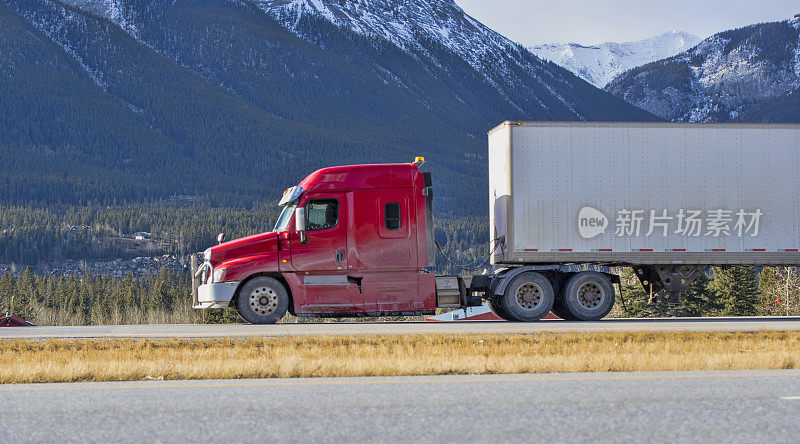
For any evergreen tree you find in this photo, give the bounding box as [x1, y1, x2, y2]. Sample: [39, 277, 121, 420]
[12, 267, 36, 320]
[616, 268, 725, 318]
[0, 272, 14, 314]
[670, 271, 721, 317]
[711, 267, 759, 316]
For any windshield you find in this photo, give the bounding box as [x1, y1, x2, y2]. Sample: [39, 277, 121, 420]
[274, 204, 296, 232]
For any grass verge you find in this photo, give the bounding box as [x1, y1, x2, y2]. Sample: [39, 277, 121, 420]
[2, 331, 799, 384]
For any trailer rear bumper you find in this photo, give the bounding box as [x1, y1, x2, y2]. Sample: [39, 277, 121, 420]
[193, 282, 239, 309]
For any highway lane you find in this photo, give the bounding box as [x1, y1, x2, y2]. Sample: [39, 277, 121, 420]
[1, 316, 800, 339]
[2, 371, 799, 443]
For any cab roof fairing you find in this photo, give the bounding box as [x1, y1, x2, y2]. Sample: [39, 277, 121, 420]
[297, 163, 425, 192]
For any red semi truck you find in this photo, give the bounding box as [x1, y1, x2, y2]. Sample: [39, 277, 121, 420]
[192, 158, 491, 324]
[192, 122, 800, 324]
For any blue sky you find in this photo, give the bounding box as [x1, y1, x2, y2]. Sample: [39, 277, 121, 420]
[455, 0, 799, 45]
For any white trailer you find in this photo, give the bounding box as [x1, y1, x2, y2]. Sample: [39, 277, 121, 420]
[478, 122, 800, 320]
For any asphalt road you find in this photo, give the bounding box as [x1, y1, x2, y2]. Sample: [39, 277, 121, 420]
[1, 370, 799, 443]
[1, 317, 800, 339]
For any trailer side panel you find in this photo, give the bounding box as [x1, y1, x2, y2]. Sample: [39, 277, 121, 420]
[489, 121, 800, 266]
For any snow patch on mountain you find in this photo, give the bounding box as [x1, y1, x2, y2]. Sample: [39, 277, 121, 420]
[63, 0, 141, 39]
[794, 15, 800, 78]
[529, 31, 701, 87]
[680, 33, 797, 121]
[255, 0, 549, 89]
[16, 2, 109, 90]
[259, 0, 498, 54]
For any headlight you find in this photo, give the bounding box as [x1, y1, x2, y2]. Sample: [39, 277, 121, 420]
[213, 267, 227, 283]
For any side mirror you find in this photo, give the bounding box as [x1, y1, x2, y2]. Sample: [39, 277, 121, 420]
[217, 233, 226, 244]
[295, 207, 307, 243]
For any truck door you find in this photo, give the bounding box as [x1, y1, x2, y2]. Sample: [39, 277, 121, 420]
[290, 193, 362, 311]
[352, 189, 421, 312]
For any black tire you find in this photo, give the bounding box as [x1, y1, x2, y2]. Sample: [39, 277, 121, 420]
[489, 297, 513, 321]
[236, 276, 289, 324]
[500, 272, 555, 322]
[551, 274, 577, 320]
[561, 272, 615, 321]
[551, 298, 577, 321]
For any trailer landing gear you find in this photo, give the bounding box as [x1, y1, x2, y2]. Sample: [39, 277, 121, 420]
[633, 265, 707, 304]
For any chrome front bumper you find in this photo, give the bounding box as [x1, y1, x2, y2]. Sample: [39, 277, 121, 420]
[191, 252, 239, 309]
[193, 282, 240, 309]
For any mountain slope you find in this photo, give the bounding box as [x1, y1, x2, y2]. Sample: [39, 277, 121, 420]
[606, 16, 800, 122]
[734, 87, 800, 122]
[0, 1, 176, 205]
[1, 0, 657, 215]
[529, 31, 700, 88]
[4, 0, 425, 206]
[3, 0, 340, 205]
[253, 0, 657, 124]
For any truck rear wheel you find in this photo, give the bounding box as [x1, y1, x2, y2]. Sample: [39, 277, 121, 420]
[236, 276, 289, 324]
[551, 299, 577, 321]
[561, 272, 615, 321]
[489, 297, 513, 321]
[501, 272, 554, 322]
[550, 274, 577, 320]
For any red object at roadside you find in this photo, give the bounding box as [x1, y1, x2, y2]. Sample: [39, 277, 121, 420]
[0, 315, 35, 327]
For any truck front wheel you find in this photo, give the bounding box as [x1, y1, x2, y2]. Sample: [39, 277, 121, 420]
[236, 276, 289, 324]
[501, 272, 555, 322]
[561, 272, 615, 321]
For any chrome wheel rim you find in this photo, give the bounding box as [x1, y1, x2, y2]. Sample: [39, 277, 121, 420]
[249, 286, 278, 316]
[577, 282, 605, 310]
[515, 283, 543, 310]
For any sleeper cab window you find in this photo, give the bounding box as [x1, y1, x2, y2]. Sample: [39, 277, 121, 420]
[306, 199, 338, 231]
[385, 202, 401, 231]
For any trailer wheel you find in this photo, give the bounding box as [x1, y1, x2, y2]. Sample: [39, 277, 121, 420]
[236, 276, 289, 324]
[551, 299, 577, 321]
[501, 272, 554, 322]
[489, 297, 513, 321]
[561, 272, 615, 321]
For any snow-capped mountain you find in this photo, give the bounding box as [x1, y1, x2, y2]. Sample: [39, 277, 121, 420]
[67, 0, 551, 94]
[54, 0, 654, 124]
[529, 31, 701, 88]
[606, 15, 800, 122]
[253, 0, 654, 118]
[257, 0, 523, 81]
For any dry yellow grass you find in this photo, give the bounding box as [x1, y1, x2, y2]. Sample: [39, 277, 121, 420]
[1, 331, 799, 384]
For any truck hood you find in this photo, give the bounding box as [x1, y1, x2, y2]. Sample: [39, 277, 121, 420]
[207, 232, 279, 266]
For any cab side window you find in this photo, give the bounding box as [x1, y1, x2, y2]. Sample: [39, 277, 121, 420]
[378, 197, 409, 239]
[385, 202, 401, 231]
[306, 199, 339, 231]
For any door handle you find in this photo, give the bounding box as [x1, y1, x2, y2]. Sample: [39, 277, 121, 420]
[335, 249, 344, 263]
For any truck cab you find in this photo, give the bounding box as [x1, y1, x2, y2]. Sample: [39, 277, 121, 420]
[192, 160, 440, 323]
